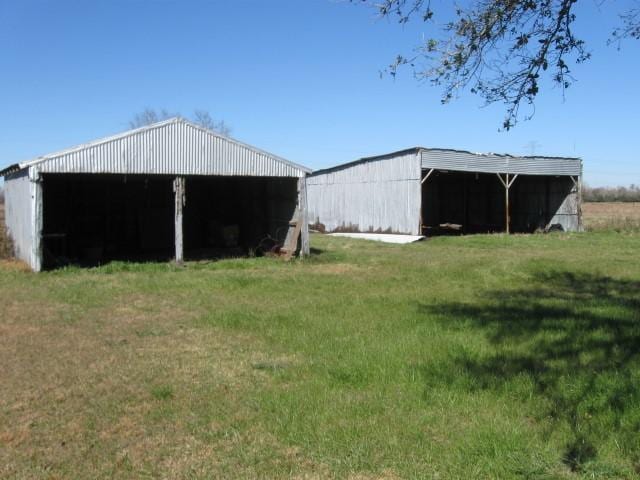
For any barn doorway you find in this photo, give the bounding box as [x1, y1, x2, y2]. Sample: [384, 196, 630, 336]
[420, 170, 575, 235]
[41, 174, 174, 268]
[182, 176, 298, 259]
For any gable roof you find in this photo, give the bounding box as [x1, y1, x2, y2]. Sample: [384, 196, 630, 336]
[1, 117, 310, 177]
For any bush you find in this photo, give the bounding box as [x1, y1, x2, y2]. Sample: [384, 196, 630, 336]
[583, 184, 640, 202]
[0, 189, 13, 258]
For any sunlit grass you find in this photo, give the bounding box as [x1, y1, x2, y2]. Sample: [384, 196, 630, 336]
[1, 231, 640, 478]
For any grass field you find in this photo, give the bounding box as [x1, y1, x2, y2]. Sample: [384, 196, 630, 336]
[582, 202, 640, 232]
[1, 204, 640, 478]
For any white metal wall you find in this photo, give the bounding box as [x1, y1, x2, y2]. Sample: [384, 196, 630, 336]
[307, 151, 422, 234]
[549, 177, 581, 231]
[3, 169, 33, 266]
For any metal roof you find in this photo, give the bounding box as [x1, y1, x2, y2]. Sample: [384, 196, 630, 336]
[0, 117, 310, 177]
[421, 148, 581, 176]
[311, 147, 581, 177]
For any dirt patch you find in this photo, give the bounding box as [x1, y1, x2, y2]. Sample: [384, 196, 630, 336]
[347, 470, 402, 480]
[309, 263, 360, 275]
[0, 258, 30, 271]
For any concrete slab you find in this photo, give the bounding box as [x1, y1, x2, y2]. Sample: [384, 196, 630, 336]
[327, 233, 425, 244]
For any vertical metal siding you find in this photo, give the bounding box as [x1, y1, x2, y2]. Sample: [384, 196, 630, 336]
[3, 169, 33, 265]
[307, 152, 421, 234]
[548, 177, 580, 231]
[30, 120, 307, 178]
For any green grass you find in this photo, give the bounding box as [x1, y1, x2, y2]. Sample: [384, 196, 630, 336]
[1, 232, 640, 478]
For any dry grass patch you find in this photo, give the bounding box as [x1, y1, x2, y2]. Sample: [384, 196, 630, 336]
[0, 203, 13, 259]
[583, 201, 640, 231]
[0, 287, 322, 479]
[308, 263, 363, 275]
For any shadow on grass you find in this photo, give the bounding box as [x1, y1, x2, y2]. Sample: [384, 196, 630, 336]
[419, 271, 640, 472]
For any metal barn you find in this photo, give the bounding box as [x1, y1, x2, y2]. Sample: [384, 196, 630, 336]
[307, 147, 582, 235]
[1, 118, 310, 271]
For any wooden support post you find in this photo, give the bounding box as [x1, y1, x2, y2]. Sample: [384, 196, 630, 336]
[505, 173, 510, 234]
[30, 171, 43, 272]
[577, 175, 583, 232]
[299, 176, 309, 257]
[173, 176, 185, 264]
[497, 173, 518, 234]
[570, 175, 583, 231]
[420, 169, 435, 233]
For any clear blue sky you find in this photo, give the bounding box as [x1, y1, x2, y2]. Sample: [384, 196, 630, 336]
[0, 0, 638, 186]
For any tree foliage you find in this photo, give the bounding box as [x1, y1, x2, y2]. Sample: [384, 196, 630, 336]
[129, 108, 231, 136]
[583, 184, 640, 202]
[353, 0, 639, 129]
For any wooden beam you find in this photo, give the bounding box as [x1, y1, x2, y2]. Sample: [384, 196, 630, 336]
[496, 172, 507, 189]
[421, 168, 435, 184]
[173, 176, 185, 264]
[505, 173, 510, 234]
[31, 172, 43, 272]
[571, 175, 584, 231]
[299, 176, 310, 257]
[569, 175, 579, 189]
[497, 173, 518, 234]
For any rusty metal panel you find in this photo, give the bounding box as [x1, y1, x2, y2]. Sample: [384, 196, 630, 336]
[3, 168, 33, 265]
[421, 149, 582, 176]
[18, 118, 309, 178]
[307, 151, 422, 234]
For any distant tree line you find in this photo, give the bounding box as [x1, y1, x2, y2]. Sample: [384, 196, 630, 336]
[583, 184, 640, 202]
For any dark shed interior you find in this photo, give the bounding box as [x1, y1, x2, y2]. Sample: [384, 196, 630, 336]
[183, 176, 297, 259]
[41, 173, 298, 268]
[421, 171, 574, 234]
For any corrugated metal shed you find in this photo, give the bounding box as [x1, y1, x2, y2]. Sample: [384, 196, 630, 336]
[0, 117, 310, 178]
[421, 148, 582, 176]
[1, 118, 310, 271]
[307, 150, 421, 234]
[308, 146, 582, 236]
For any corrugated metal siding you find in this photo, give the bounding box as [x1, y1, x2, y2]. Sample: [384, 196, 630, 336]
[421, 149, 581, 176]
[307, 151, 421, 234]
[549, 177, 580, 231]
[28, 119, 307, 178]
[3, 169, 33, 265]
